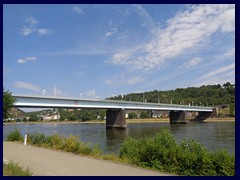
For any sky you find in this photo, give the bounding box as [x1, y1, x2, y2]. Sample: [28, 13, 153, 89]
[3, 4, 235, 101]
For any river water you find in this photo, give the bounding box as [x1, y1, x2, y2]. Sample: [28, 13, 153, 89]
[3, 121, 235, 155]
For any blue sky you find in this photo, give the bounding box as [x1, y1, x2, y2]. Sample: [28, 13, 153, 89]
[3, 4, 235, 100]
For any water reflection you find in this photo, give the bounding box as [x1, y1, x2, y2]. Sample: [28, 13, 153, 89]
[105, 129, 129, 154]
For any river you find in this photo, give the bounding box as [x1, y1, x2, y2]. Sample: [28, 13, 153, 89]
[3, 121, 235, 155]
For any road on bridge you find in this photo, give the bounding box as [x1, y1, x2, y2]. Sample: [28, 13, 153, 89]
[3, 142, 175, 176]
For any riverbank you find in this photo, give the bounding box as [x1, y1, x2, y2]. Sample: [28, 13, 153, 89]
[3, 117, 235, 125]
[3, 142, 173, 176]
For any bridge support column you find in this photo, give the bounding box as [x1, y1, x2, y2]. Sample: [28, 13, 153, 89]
[106, 109, 126, 129]
[170, 111, 187, 124]
[193, 108, 218, 121]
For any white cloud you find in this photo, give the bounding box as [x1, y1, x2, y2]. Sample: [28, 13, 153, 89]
[105, 73, 144, 85]
[17, 56, 37, 64]
[20, 26, 35, 36]
[14, 81, 41, 92]
[127, 76, 144, 84]
[20, 17, 50, 36]
[73, 6, 83, 14]
[26, 17, 38, 26]
[194, 69, 235, 87]
[106, 27, 118, 37]
[199, 63, 235, 80]
[132, 4, 158, 32]
[25, 56, 37, 61]
[224, 48, 235, 57]
[184, 57, 202, 68]
[108, 4, 235, 71]
[38, 28, 51, 36]
[17, 58, 26, 64]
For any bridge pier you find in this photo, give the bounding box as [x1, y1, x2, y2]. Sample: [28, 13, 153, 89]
[106, 109, 126, 129]
[192, 108, 217, 121]
[170, 111, 188, 124]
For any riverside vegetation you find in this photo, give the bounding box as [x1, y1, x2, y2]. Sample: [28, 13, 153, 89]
[3, 161, 33, 176]
[6, 128, 235, 176]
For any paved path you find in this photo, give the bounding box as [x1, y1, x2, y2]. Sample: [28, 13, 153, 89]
[3, 142, 174, 176]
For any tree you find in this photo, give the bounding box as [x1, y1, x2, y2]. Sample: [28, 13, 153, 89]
[3, 89, 15, 119]
[128, 112, 137, 119]
[140, 111, 149, 119]
[28, 113, 38, 121]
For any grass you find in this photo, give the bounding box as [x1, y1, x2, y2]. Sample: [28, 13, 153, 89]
[3, 161, 33, 176]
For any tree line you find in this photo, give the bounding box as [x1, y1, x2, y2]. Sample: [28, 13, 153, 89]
[109, 82, 235, 106]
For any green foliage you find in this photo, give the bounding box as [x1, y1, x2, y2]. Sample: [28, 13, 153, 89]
[26, 132, 101, 156]
[28, 133, 47, 145]
[58, 109, 103, 121]
[3, 161, 33, 176]
[177, 139, 216, 175]
[211, 150, 235, 176]
[3, 89, 16, 119]
[128, 112, 137, 119]
[108, 82, 235, 107]
[48, 134, 65, 150]
[6, 128, 23, 142]
[140, 111, 149, 119]
[28, 113, 38, 121]
[119, 129, 235, 176]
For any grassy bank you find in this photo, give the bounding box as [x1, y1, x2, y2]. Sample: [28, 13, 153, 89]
[3, 161, 32, 176]
[5, 128, 235, 176]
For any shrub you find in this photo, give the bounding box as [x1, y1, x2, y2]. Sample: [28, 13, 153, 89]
[211, 150, 235, 176]
[63, 135, 80, 153]
[119, 129, 235, 176]
[49, 134, 65, 150]
[6, 128, 23, 142]
[3, 161, 32, 176]
[177, 139, 216, 175]
[28, 133, 47, 145]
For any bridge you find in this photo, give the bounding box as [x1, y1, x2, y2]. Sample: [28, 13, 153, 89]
[13, 95, 216, 129]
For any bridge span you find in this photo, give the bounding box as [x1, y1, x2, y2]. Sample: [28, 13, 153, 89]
[13, 95, 216, 128]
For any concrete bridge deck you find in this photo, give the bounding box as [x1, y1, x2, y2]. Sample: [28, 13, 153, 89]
[3, 142, 174, 176]
[12, 95, 216, 128]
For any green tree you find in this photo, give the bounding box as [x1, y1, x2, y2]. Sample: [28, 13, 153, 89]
[3, 89, 15, 119]
[140, 111, 149, 119]
[28, 114, 38, 121]
[128, 112, 137, 119]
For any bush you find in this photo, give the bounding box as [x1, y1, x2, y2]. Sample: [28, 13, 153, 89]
[211, 150, 235, 176]
[128, 112, 137, 119]
[28, 133, 47, 145]
[63, 135, 80, 153]
[119, 129, 235, 176]
[6, 128, 23, 142]
[177, 139, 216, 175]
[3, 161, 32, 176]
[49, 134, 65, 150]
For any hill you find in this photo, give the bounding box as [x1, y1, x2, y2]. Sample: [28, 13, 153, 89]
[108, 82, 235, 108]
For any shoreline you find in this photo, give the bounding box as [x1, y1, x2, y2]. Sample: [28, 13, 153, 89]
[3, 117, 235, 125]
